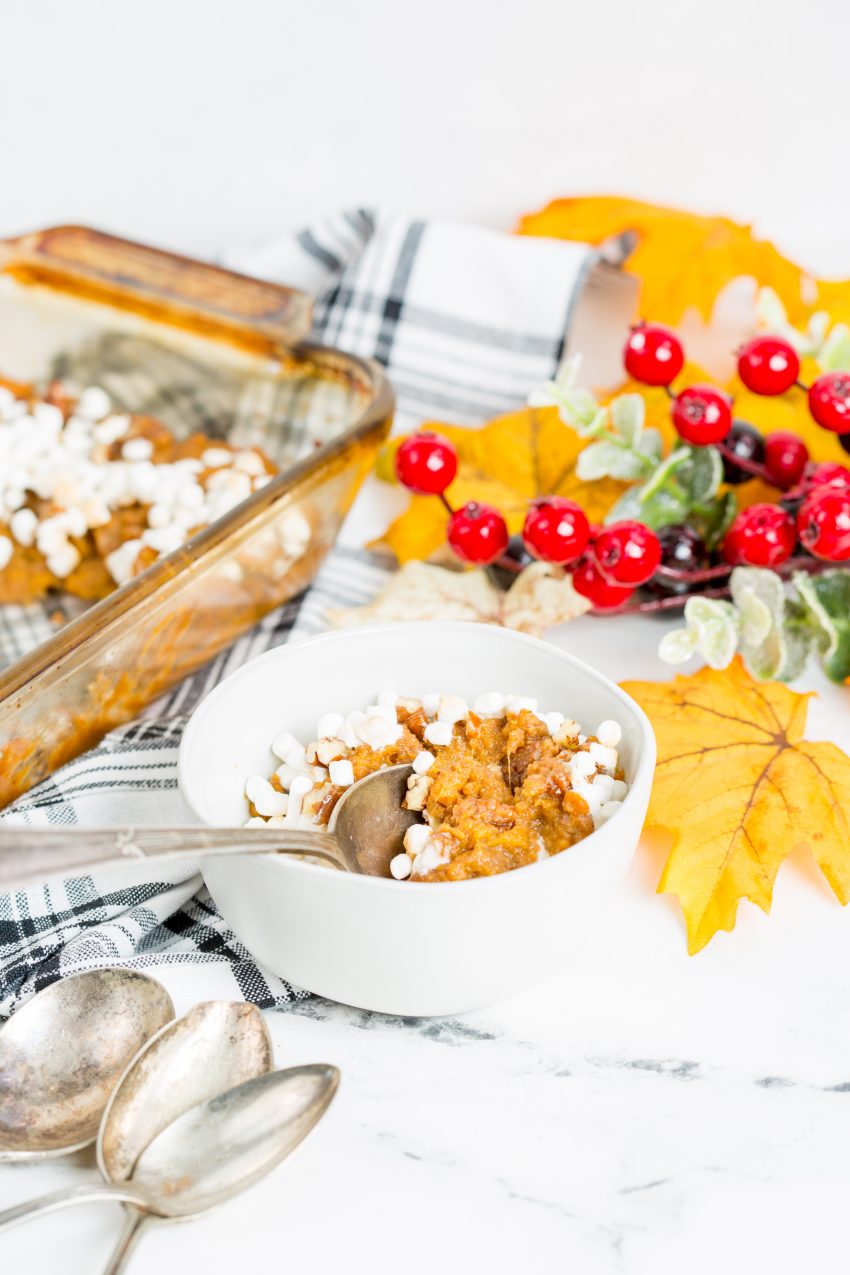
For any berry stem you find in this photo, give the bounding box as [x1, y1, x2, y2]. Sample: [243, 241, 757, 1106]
[589, 556, 836, 616]
[715, 441, 772, 483]
[439, 492, 455, 516]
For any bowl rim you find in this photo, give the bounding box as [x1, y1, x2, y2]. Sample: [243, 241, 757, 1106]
[178, 621, 656, 896]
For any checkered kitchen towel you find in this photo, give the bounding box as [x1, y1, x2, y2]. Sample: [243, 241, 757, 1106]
[0, 211, 602, 1016]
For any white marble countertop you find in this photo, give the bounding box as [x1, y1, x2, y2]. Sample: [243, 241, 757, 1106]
[3, 577, 849, 1274]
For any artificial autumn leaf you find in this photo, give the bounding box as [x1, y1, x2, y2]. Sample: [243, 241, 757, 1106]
[621, 659, 850, 954]
[329, 560, 590, 636]
[373, 406, 625, 564]
[517, 196, 814, 324]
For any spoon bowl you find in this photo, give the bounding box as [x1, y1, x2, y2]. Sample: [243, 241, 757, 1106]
[0, 969, 174, 1160]
[130, 1065, 339, 1218]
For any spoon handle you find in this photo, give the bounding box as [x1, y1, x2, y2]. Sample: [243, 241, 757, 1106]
[0, 825, 345, 890]
[101, 1208, 148, 1275]
[0, 1181, 154, 1233]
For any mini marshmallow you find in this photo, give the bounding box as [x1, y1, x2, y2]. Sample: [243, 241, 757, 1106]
[403, 824, 432, 856]
[122, 437, 154, 462]
[245, 775, 289, 817]
[422, 693, 440, 718]
[506, 695, 538, 714]
[598, 800, 623, 823]
[438, 694, 468, 724]
[543, 712, 565, 735]
[202, 447, 233, 469]
[390, 853, 413, 880]
[568, 751, 597, 781]
[412, 750, 436, 774]
[315, 738, 347, 766]
[377, 689, 398, 707]
[423, 720, 453, 747]
[266, 814, 287, 827]
[244, 816, 267, 828]
[0, 536, 12, 570]
[9, 508, 37, 547]
[277, 763, 303, 791]
[366, 702, 399, 726]
[473, 691, 506, 717]
[411, 842, 450, 876]
[316, 712, 344, 739]
[234, 449, 266, 476]
[554, 719, 581, 745]
[610, 779, 629, 801]
[76, 386, 111, 421]
[588, 742, 618, 772]
[283, 742, 307, 768]
[47, 543, 81, 578]
[284, 775, 313, 824]
[329, 759, 355, 787]
[596, 720, 623, 749]
[271, 731, 301, 761]
[357, 714, 403, 750]
[591, 773, 615, 803]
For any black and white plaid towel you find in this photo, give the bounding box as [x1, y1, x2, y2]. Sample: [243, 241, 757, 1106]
[0, 211, 601, 1016]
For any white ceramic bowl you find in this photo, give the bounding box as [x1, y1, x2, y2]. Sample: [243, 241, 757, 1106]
[178, 622, 655, 1016]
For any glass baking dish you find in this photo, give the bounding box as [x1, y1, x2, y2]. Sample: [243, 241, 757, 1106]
[0, 226, 393, 809]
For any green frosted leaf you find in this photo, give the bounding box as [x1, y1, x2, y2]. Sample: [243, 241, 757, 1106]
[675, 445, 723, 503]
[639, 447, 690, 501]
[794, 569, 850, 682]
[736, 590, 774, 647]
[730, 566, 786, 623]
[638, 487, 690, 530]
[576, 439, 649, 481]
[819, 323, 850, 373]
[684, 596, 739, 670]
[658, 627, 699, 665]
[603, 486, 646, 526]
[610, 394, 645, 446]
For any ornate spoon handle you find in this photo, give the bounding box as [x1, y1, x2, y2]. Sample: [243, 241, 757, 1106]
[0, 825, 345, 890]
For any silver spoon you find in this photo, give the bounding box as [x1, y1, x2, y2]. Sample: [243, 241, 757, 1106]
[0, 969, 174, 1161]
[97, 999, 273, 1275]
[0, 1065, 339, 1242]
[0, 763, 418, 889]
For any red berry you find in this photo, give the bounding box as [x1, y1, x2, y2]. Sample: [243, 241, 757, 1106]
[395, 431, 458, 494]
[623, 322, 684, 387]
[447, 502, 509, 565]
[804, 461, 850, 492]
[572, 558, 635, 611]
[737, 336, 800, 396]
[671, 385, 732, 445]
[522, 497, 589, 565]
[796, 488, 850, 561]
[592, 520, 661, 586]
[763, 431, 809, 490]
[721, 503, 796, 567]
[808, 372, 850, 434]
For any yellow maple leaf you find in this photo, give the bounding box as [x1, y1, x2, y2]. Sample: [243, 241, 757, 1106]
[621, 659, 850, 954]
[374, 406, 625, 564]
[517, 196, 817, 324]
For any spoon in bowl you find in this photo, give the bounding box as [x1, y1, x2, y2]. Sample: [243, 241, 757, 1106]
[0, 1065, 339, 1248]
[0, 969, 174, 1162]
[0, 763, 418, 889]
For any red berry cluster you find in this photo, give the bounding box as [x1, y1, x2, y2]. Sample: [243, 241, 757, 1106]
[394, 318, 850, 615]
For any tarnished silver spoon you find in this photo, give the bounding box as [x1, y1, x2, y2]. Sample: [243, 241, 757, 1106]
[0, 1065, 339, 1244]
[97, 999, 273, 1275]
[0, 969, 174, 1161]
[0, 763, 418, 888]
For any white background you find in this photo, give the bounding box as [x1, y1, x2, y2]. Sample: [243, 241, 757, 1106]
[2, 0, 850, 274]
